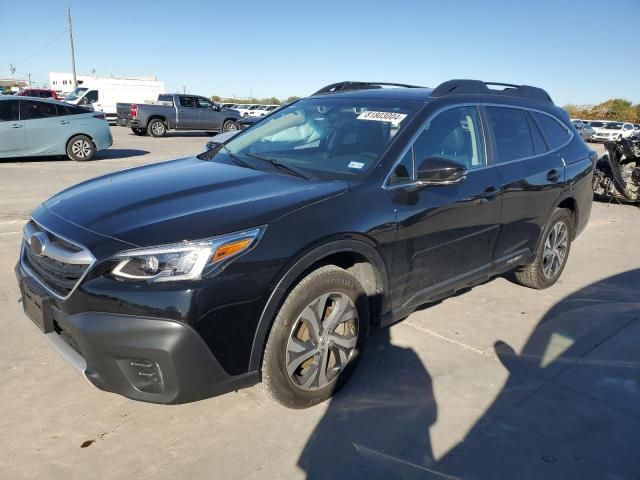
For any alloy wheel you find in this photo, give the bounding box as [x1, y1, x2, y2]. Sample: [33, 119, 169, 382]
[542, 221, 568, 279]
[285, 292, 358, 391]
[71, 139, 92, 159]
[152, 121, 165, 136]
[224, 122, 238, 132]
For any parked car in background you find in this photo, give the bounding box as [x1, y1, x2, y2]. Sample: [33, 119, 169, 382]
[0, 97, 111, 161]
[591, 121, 636, 142]
[116, 93, 241, 137]
[577, 123, 595, 142]
[17, 89, 61, 100]
[220, 103, 236, 109]
[588, 120, 608, 134]
[15, 79, 593, 409]
[248, 105, 280, 117]
[234, 104, 262, 117]
[571, 119, 586, 129]
[64, 76, 165, 124]
[634, 124, 640, 132]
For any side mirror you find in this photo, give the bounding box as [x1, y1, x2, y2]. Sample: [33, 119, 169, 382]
[213, 104, 221, 111]
[416, 157, 467, 185]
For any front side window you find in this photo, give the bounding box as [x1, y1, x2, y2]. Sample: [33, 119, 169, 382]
[221, 97, 419, 178]
[196, 98, 213, 108]
[0, 100, 20, 121]
[83, 90, 98, 104]
[486, 107, 534, 163]
[413, 106, 486, 171]
[20, 100, 58, 120]
[532, 112, 570, 149]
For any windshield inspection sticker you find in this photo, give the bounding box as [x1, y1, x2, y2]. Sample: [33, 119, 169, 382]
[348, 161, 365, 170]
[357, 111, 407, 126]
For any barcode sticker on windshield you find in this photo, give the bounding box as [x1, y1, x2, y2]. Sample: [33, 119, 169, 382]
[357, 111, 407, 126]
[348, 161, 365, 169]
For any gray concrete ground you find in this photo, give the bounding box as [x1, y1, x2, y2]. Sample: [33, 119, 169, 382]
[0, 129, 638, 479]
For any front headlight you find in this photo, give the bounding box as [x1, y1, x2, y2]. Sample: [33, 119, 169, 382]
[111, 227, 265, 282]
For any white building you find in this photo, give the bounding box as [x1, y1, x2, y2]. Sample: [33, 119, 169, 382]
[48, 72, 161, 95]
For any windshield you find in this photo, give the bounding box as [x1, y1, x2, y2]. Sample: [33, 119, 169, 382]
[222, 97, 419, 177]
[605, 122, 622, 130]
[64, 87, 88, 101]
[590, 121, 605, 127]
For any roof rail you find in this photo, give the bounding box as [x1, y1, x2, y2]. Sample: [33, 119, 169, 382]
[430, 79, 554, 104]
[313, 81, 424, 96]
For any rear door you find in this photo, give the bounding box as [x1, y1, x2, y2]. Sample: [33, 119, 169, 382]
[176, 96, 199, 129]
[195, 97, 223, 131]
[487, 106, 567, 263]
[0, 100, 27, 156]
[20, 99, 68, 155]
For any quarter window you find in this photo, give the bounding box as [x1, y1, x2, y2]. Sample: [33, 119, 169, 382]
[389, 149, 414, 185]
[532, 112, 570, 149]
[412, 106, 485, 171]
[20, 100, 58, 120]
[486, 107, 534, 163]
[527, 112, 548, 155]
[0, 100, 20, 121]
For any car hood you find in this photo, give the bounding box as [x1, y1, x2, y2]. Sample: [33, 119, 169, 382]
[42, 156, 347, 248]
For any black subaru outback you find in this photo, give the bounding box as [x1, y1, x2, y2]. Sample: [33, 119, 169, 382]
[16, 80, 594, 408]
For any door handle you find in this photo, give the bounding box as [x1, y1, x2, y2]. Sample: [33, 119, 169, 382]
[547, 169, 561, 182]
[481, 186, 500, 202]
[10, 124, 23, 129]
[59, 120, 70, 125]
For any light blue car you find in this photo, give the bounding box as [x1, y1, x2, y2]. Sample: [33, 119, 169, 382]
[0, 97, 112, 161]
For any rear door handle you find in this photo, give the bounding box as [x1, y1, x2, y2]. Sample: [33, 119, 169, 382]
[59, 120, 70, 125]
[10, 123, 23, 129]
[547, 169, 561, 182]
[481, 186, 500, 202]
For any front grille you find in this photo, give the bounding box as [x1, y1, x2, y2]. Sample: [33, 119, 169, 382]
[21, 221, 93, 298]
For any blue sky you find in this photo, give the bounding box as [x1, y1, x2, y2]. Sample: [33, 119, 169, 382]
[1, 0, 638, 105]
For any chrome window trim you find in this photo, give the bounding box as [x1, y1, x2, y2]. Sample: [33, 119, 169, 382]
[20, 218, 96, 301]
[382, 102, 574, 190]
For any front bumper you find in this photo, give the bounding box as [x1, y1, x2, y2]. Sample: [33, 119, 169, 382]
[15, 263, 258, 404]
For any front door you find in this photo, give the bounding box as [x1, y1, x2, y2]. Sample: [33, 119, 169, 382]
[176, 96, 200, 129]
[387, 105, 502, 310]
[19, 99, 67, 155]
[0, 100, 26, 156]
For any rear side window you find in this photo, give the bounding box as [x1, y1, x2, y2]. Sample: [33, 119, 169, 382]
[59, 104, 90, 116]
[533, 112, 571, 149]
[158, 94, 174, 104]
[20, 100, 58, 120]
[179, 96, 196, 107]
[0, 100, 20, 121]
[486, 107, 534, 163]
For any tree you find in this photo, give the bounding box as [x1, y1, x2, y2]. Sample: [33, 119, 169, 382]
[285, 96, 301, 104]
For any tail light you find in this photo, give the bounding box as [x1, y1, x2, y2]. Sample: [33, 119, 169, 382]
[94, 113, 106, 120]
[130, 104, 138, 118]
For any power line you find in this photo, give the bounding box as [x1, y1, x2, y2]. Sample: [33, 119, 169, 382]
[12, 30, 67, 67]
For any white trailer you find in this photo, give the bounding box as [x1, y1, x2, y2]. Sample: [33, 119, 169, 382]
[63, 76, 165, 124]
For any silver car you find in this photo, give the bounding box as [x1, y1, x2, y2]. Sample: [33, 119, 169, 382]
[577, 124, 595, 142]
[0, 97, 112, 161]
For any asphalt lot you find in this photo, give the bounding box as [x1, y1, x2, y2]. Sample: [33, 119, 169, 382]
[1, 128, 639, 479]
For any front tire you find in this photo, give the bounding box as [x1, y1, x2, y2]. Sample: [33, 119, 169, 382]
[514, 208, 572, 289]
[147, 119, 167, 137]
[222, 120, 239, 133]
[66, 135, 95, 161]
[261, 265, 369, 409]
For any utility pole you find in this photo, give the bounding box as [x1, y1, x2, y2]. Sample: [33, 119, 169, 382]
[67, 6, 77, 88]
[183, 86, 186, 94]
[9, 64, 15, 77]
[28, 73, 31, 87]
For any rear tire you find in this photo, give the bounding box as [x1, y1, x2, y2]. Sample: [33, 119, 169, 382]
[66, 135, 95, 161]
[147, 119, 167, 137]
[131, 127, 147, 136]
[514, 208, 572, 289]
[261, 265, 369, 409]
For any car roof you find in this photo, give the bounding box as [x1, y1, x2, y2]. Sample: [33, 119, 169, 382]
[312, 87, 434, 102]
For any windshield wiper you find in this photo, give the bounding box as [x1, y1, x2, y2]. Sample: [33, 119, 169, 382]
[221, 145, 258, 170]
[244, 153, 313, 180]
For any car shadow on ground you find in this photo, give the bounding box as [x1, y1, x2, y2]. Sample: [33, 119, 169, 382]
[298, 269, 640, 480]
[94, 148, 149, 160]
